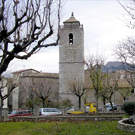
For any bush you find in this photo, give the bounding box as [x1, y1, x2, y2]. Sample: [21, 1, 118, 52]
[122, 102, 135, 116]
[60, 99, 73, 108]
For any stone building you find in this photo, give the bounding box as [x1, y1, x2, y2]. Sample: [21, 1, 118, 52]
[84, 70, 135, 108]
[11, 69, 59, 109]
[59, 13, 84, 108]
[19, 73, 59, 109]
[12, 69, 40, 110]
[4, 68, 135, 111]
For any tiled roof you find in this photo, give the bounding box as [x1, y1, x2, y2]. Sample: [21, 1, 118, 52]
[20, 72, 59, 78]
[64, 12, 80, 23]
[12, 69, 40, 74]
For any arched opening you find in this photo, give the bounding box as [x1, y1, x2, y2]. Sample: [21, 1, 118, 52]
[69, 33, 73, 44]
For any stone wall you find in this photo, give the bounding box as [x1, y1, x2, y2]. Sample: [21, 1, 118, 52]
[117, 119, 135, 132]
[59, 17, 84, 108]
[9, 115, 123, 122]
[19, 73, 59, 108]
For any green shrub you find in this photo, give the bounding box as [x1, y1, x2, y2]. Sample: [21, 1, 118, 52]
[60, 99, 73, 108]
[122, 102, 135, 116]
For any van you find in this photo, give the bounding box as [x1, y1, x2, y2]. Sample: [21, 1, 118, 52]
[39, 108, 62, 116]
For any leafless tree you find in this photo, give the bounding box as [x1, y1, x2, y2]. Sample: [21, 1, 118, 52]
[116, 0, 135, 70]
[116, 0, 135, 66]
[34, 82, 52, 107]
[0, 0, 62, 79]
[118, 87, 132, 103]
[117, 71, 134, 102]
[101, 73, 119, 113]
[116, 0, 135, 96]
[23, 85, 41, 110]
[118, 0, 135, 29]
[115, 32, 135, 91]
[115, 37, 135, 69]
[85, 55, 106, 114]
[70, 82, 87, 109]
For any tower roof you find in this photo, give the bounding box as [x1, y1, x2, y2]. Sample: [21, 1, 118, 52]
[63, 12, 80, 24]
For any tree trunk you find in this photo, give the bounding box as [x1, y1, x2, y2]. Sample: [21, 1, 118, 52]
[42, 98, 45, 108]
[95, 94, 99, 114]
[103, 96, 106, 106]
[123, 97, 126, 102]
[0, 75, 2, 116]
[0, 96, 3, 116]
[110, 101, 114, 114]
[79, 96, 81, 110]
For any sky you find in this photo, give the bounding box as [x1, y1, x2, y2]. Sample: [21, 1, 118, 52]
[5, 0, 135, 76]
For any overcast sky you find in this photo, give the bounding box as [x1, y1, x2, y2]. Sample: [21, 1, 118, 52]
[6, 0, 135, 75]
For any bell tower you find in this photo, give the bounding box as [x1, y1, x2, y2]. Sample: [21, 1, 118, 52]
[59, 13, 84, 108]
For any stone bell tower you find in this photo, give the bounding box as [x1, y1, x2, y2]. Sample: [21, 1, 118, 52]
[59, 13, 84, 108]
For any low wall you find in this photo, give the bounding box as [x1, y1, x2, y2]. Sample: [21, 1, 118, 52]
[117, 118, 135, 132]
[10, 115, 123, 122]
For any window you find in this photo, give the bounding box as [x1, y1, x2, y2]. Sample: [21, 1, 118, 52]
[69, 33, 73, 44]
[18, 111, 23, 114]
[53, 108, 59, 112]
[43, 109, 47, 112]
[131, 88, 135, 93]
[48, 109, 53, 112]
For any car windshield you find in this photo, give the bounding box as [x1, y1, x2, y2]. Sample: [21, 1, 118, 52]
[53, 108, 59, 112]
[11, 110, 17, 115]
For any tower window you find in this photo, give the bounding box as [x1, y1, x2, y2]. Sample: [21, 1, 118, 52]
[131, 88, 135, 93]
[69, 33, 73, 44]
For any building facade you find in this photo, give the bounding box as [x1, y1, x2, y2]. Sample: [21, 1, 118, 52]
[12, 69, 40, 110]
[19, 73, 59, 109]
[59, 13, 84, 108]
[2, 68, 135, 111]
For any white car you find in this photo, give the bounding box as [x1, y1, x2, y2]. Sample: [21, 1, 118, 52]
[66, 107, 76, 112]
[39, 108, 62, 116]
[105, 103, 117, 111]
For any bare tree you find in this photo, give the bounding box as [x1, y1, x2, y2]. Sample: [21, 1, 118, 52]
[70, 82, 87, 109]
[115, 29, 135, 97]
[101, 73, 119, 113]
[116, 0, 135, 74]
[116, 1, 135, 79]
[118, 0, 135, 29]
[117, 71, 134, 102]
[0, 0, 62, 79]
[34, 82, 52, 107]
[116, 37, 135, 69]
[24, 85, 41, 110]
[85, 56, 106, 114]
[118, 87, 132, 103]
[115, 0, 135, 102]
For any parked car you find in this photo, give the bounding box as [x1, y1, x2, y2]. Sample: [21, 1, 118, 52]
[98, 107, 102, 111]
[106, 106, 112, 111]
[66, 107, 76, 112]
[39, 108, 62, 116]
[105, 103, 117, 111]
[9, 110, 32, 118]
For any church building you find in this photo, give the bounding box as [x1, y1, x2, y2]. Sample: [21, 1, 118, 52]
[59, 13, 84, 108]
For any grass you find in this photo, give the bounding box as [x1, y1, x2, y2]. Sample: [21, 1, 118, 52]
[0, 121, 134, 135]
[123, 115, 130, 118]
